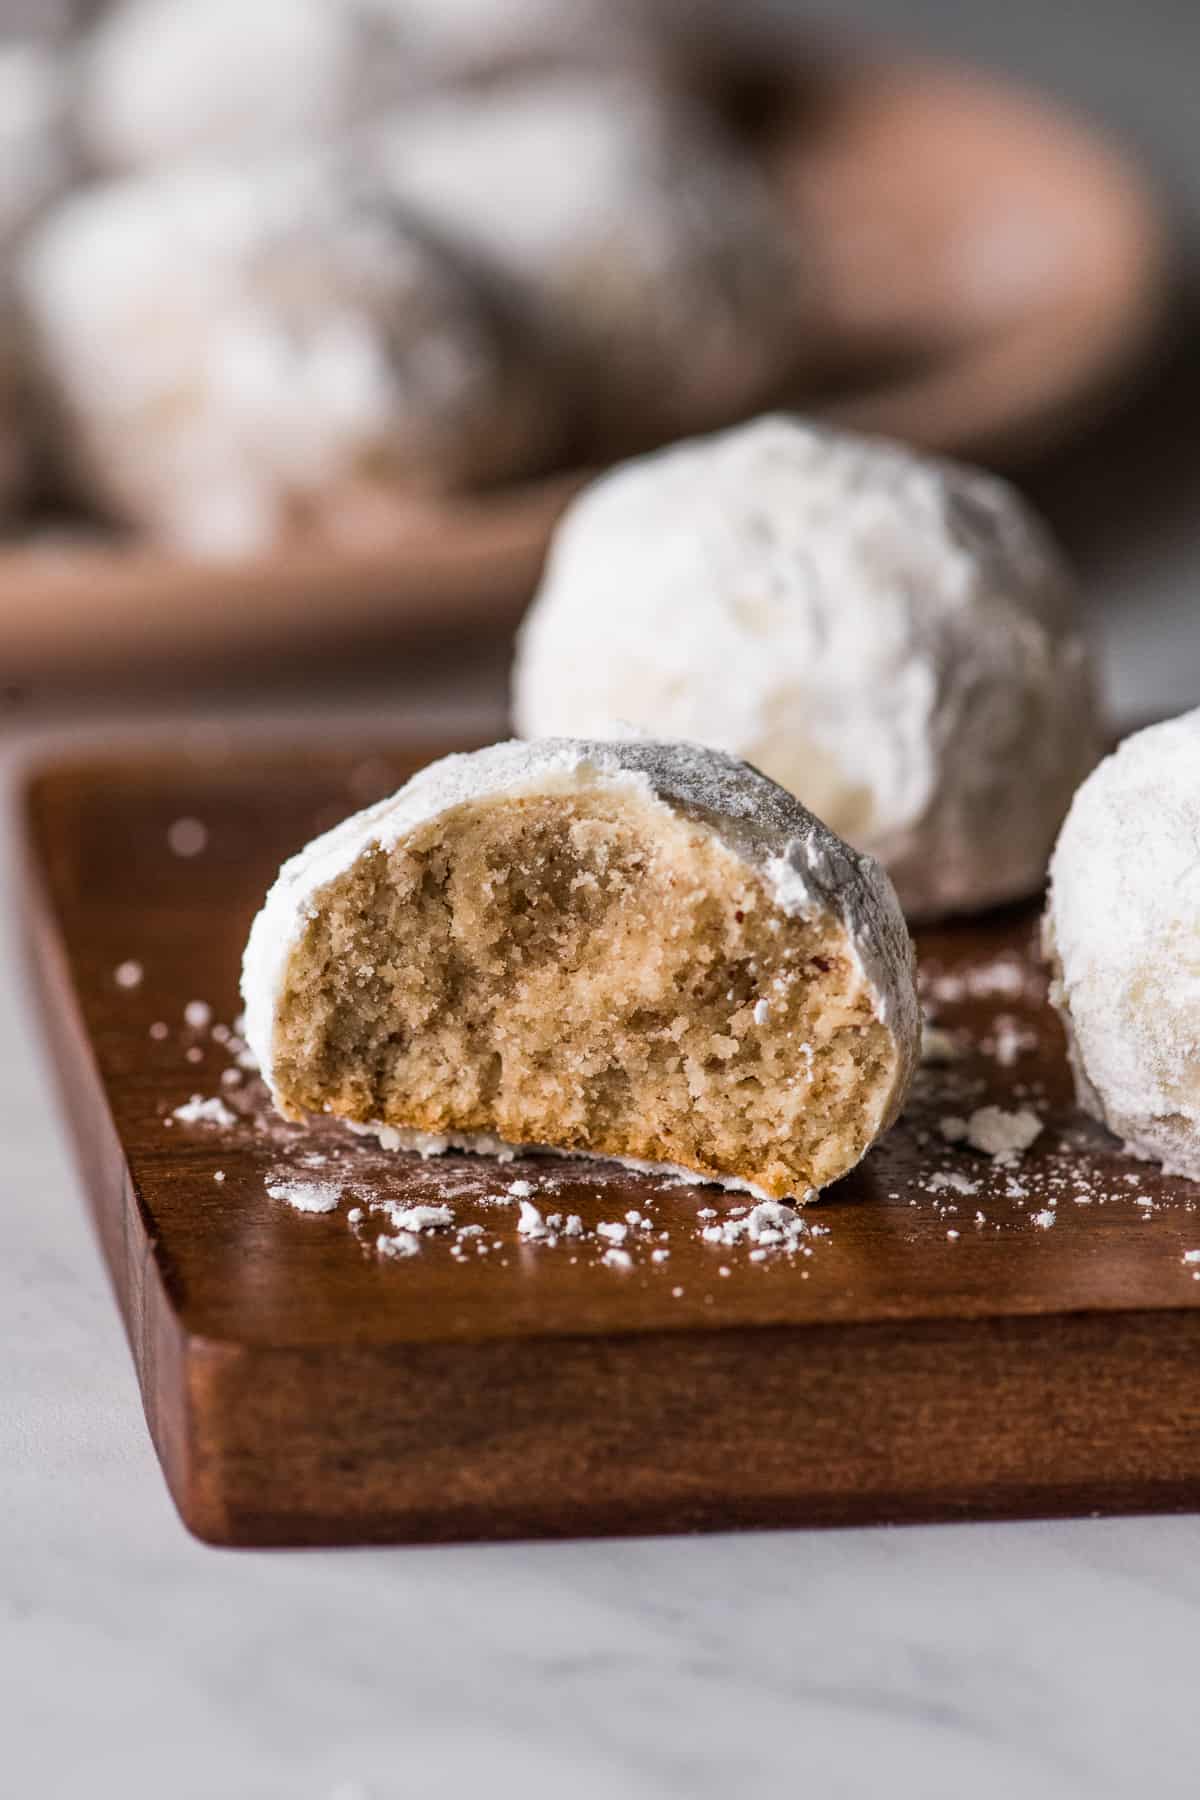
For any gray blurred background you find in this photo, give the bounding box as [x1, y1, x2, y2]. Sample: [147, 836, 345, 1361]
[819, 0, 1200, 724]
[824, 0, 1200, 723]
[776, 0, 1200, 721]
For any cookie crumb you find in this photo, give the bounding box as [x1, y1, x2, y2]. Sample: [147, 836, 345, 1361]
[377, 1231, 420, 1258]
[172, 1093, 236, 1127]
[516, 1199, 547, 1238]
[167, 816, 208, 857]
[267, 1177, 340, 1214]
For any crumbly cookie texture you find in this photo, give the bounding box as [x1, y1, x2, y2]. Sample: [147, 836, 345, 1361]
[20, 156, 557, 556]
[1044, 710, 1200, 1181]
[514, 416, 1102, 921]
[372, 75, 804, 448]
[242, 739, 919, 1199]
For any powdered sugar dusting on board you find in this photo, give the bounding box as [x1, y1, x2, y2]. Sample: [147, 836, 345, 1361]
[266, 1177, 341, 1214]
[939, 1105, 1043, 1161]
[128, 772, 1200, 1291]
[172, 1093, 237, 1127]
[155, 988, 1200, 1293]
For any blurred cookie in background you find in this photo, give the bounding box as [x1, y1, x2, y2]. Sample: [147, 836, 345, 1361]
[20, 156, 563, 557]
[373, 74, 808, 453]
[363, 0, 671, 85]
[74, 0, 704, 176]
[0, 40, 76, 241]
[76, 0, 415, 173]
[358, 0, 797, 98]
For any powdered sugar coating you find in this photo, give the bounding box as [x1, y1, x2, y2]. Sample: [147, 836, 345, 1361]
[77, 0, 665, 175]
[514, 416, 1101, 919]
[21, 155, 554, 556]
[242, 737, 919, 1184]
[1044, 710, 1200, 1180]
[367, 0, 665, 82]
[372, 76, 803, 443]
[266, 1177, 342, 1214]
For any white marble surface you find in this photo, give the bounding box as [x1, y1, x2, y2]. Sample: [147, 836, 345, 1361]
[7, 1, 1200, 1790]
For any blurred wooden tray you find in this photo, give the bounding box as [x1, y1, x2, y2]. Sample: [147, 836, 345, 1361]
[7, 51, 1170, 683]
[22, 739, 1200, 1547]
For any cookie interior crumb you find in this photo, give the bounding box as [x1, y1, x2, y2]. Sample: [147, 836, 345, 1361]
[269, 789, 902, 1197]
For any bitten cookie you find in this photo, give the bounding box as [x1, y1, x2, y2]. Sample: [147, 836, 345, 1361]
[514, 415, 1102, 919]
[1044, 710, 1200, 1181]
[20, 157, 557, 556]
[242, 739, 919, 1199]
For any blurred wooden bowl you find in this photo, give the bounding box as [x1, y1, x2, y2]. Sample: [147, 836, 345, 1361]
[6, 51, 1171, 685]
[769, 53, 1170, 460]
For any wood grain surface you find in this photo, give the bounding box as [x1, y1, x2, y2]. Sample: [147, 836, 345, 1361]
[20, 741, 1200, 1546]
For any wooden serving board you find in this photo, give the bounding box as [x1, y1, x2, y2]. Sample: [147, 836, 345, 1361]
[20, 742, 1200, 1546]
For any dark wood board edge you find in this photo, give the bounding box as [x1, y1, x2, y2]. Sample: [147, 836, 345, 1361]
[16, 776, 202, 1529]
[178, 1309, 1200, 1548]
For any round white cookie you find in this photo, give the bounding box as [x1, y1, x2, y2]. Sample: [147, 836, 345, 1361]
[242, 737, 919, 1199]
[76, 0, 671, 175]
[514, 416, 1101, 919]
[361, 0, 786, 95]
[373, 75, 804, 447]
[1044, 711, 1200, 1180]
[77, 0, 399, 173]
[0, 42, 75, 245]
[20, 156, 558, 556]
[365, 0, 668, 82]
